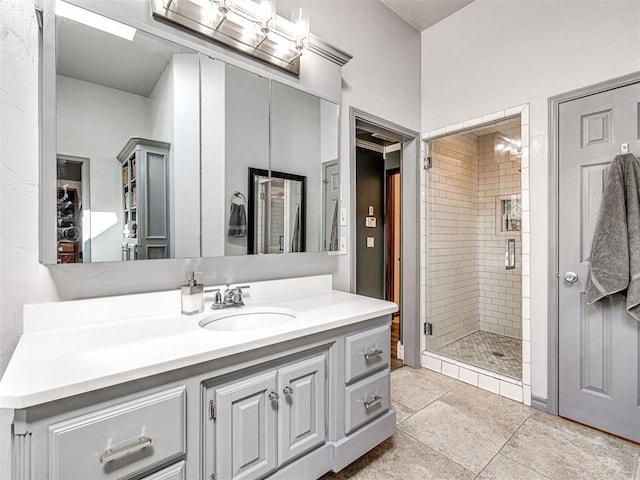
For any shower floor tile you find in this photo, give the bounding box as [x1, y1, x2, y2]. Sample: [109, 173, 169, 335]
[433, 330, 522, 379]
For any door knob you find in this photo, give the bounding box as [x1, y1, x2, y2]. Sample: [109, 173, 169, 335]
[283, 386, 293, 396]
[268, 391, 279, 401]
[563, 272, 579, 283]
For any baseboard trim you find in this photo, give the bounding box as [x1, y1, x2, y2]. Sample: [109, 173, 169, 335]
[531, 395, 548, 412]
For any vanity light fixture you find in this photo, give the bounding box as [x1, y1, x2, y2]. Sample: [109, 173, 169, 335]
[55, 0, 137, 41]
[152, 0, 311, 75]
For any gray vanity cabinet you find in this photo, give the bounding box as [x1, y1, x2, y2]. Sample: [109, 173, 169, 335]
[207, 353, 327, 480]
[9, 317, 395, 480]
[117, 137, 171, 261]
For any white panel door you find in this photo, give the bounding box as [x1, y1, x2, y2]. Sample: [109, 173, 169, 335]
[558, 81, 640, 442]
[215, 371, 278, 480]
[277, 355, 326, 466]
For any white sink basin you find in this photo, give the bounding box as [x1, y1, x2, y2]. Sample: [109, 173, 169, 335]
[199, 307, 297, 331]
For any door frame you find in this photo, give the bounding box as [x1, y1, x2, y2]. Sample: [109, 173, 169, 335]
[547, 70, 640, 415]
[349, 107, 421, 368]
[385, 167, 400, 306]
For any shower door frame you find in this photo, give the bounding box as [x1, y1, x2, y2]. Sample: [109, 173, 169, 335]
[421, 105, 531, 404]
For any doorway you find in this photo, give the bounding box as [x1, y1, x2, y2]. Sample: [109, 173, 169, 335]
[350, 108, 421, 369]
[552, 75, 640, 442]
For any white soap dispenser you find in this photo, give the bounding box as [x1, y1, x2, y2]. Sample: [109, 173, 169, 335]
[181, 271, 204, 315]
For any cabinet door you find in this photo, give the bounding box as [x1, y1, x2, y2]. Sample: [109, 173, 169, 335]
[278, 355, 327, 466]
[215, 371, 278, 480]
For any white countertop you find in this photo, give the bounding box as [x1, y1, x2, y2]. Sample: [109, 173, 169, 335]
[0, 276, 397, 409]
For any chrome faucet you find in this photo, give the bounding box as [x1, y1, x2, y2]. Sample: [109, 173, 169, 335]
[208, 285, 250, 310]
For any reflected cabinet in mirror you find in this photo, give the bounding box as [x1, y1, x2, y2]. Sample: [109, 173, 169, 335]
[46, 3, 339, 264]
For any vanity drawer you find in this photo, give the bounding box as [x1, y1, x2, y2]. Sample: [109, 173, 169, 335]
[345, 369, 390, 435]
[49, 386, 186, 480]
[344, 324, 390, 383]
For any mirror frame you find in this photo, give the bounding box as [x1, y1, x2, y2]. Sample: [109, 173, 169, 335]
[247, 168, 307, 255]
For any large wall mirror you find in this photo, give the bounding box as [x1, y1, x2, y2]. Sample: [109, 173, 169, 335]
[47, 2, 340, 265]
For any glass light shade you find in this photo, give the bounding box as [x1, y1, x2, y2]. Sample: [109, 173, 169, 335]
[256, 0, 276, 23]
[291, 7, 310, 40]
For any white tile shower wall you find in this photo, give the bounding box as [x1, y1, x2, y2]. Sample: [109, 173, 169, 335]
[477, 126, 522, 339]
[426, 134, 480, 351]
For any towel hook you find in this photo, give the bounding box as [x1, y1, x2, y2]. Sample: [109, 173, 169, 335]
[231, 191, 246, 205]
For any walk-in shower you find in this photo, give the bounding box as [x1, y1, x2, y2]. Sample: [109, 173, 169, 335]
[424, 117, 523, 380]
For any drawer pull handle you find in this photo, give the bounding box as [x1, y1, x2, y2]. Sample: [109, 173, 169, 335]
[364, 396, 383, 410]
[364, 349, 384, 361]
[269, 391, 280, 401]
[99, 436, 152, 464]
[283, 386, 294, 396]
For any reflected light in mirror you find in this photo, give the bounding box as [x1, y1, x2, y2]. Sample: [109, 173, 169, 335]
[89, 211, 118, 239]
[55, 0, 137, 41]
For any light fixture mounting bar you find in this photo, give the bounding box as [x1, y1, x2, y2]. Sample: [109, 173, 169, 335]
[151, 0, 301, 75]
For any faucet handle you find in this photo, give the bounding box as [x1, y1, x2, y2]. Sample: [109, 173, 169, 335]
[204, 288, 222, 309]
[233, 285, 250, 290]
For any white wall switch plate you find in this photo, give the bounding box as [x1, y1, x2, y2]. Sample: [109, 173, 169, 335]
[340, 207, 347, 226]
[339, 236, 347, 253]
[365, 216, 377, 228]
[366, 237, 374, 248]
[368, 206, 374, 216]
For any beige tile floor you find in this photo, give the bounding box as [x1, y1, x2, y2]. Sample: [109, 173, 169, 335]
[322, 367, 640, 480]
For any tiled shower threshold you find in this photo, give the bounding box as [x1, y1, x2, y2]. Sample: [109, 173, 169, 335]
[422, 350, 525, 403]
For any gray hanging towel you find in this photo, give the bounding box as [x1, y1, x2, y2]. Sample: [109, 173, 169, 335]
[228, 203, 247, 237]
[585, 153, 640, 321]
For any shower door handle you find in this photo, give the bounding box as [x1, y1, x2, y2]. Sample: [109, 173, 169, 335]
[563, 272, 579, 283]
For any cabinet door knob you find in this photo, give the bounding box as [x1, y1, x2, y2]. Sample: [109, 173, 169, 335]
[268, 391, 279, 401]
[283, 386, 294, 396]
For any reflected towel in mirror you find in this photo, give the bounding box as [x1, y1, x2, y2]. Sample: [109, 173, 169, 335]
[228, 203, 247, 237]
[291, 204, 301, 252]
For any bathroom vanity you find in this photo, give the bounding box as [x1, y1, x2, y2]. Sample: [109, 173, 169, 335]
[0, 276, 397, 479]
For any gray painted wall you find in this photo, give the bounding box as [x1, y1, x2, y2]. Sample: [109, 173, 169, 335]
[355, 147, 385, 299]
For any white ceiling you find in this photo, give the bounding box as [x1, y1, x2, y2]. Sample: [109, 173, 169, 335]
[379, 0, 475, 32]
